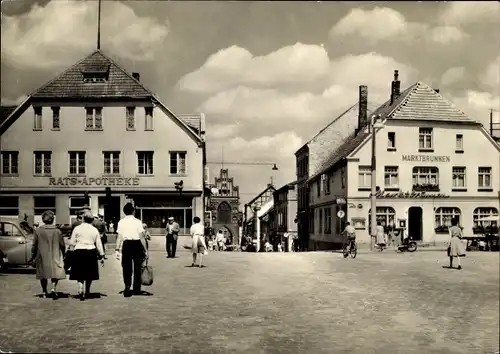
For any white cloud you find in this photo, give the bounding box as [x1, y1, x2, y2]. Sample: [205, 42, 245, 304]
[178, 43, 331, 94]
[452, 91, 500, 127]
[191, 49, 416, 124]
[440, 67, 466, 86]
[440, 2, 500, 25]
[480, 56, 500, 94]
[1, 0, 169, 70]
[329, 7, 467, 44]
[205, 123, 239, 140]
[430, 26, 469, 44]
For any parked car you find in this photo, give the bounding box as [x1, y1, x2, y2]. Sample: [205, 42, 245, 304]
[0, 217, 34, 270]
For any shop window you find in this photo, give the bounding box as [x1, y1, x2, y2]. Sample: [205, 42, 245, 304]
[473, 207, 499, 234]
[34, 196, 56, 225]
[412, 167, 439, 191]
[434, 207, 461, 233]
[368, 207, 395, 231]
[0, 196, 19, 217]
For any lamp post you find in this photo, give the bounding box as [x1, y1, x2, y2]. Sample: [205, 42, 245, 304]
[370, 114, 383, 250]
[254, 205, 261, 252]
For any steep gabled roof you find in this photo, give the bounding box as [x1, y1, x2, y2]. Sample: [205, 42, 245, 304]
[176, 114, 203, 135]
[372, 81, 473, 122]
[246, 184, 276, 207]
[0, 106, 17, 126]
[31, 50, 152, 99]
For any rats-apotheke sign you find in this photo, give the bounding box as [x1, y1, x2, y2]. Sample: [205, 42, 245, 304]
[48, 176, 140, 186]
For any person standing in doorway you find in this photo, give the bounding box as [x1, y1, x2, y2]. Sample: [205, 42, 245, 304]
[190, 217, 207, 267]
[166, 217, 180, 258]
[115, 203, 147, 297]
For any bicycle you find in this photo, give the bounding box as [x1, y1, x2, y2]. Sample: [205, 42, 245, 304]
[342, 238, 357, 259]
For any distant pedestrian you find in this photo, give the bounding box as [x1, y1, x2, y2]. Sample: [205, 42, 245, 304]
[93, 215, 107, 259]
[165, 217, 180, 258]
[143, 223, 151, 250]
[376, 221, 386, 251]
[448, 217, 466, 270]
[115, 203, 147, 297]
[69, 210, 105, 301]
[30, 210, 66, 300]
[190, 217, 207, 267]
[216, 230, 225, 251]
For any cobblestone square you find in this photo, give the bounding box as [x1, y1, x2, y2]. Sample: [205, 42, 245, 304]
[0, 246, 498, 354]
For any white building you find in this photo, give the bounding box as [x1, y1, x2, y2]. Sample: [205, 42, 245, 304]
[308, 72, 500, 249]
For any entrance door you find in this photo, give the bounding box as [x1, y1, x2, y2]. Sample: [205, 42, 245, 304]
[408, 207, 423, 241]
[98, 197, 121, 226]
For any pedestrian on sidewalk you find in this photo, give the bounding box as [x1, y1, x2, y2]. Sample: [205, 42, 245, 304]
[93, 214, 107, 259]
[216, 230, 225, 251]
[376, 222, 386, 251]
[190, 217, 207, 267]
[69, 210, 105, 301]
[115, 203, 147, 297]
[143, 223, 151, 250]
[447, 217, 466, 270]
[30, 210, 67, 300]
[165, 217, 180, 258]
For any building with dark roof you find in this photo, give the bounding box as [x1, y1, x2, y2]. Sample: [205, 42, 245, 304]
[243, 184, 276, 250]
[307, 71, 500, 250]
[268, 181, 298, 252]
[0, 49, 207, 234]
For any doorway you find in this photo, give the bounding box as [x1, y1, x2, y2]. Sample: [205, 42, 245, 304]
[98, 197, 121, 226]
[408, 207, 423, 241]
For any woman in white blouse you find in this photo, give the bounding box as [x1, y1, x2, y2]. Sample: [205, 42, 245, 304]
[69, 211, 105, 301]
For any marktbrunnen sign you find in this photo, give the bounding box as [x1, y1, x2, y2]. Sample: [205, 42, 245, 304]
[401, 154, 450, 163]
[48, 176, 140, 186]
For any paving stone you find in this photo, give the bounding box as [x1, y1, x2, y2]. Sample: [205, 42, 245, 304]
[0, 251, 498, 353]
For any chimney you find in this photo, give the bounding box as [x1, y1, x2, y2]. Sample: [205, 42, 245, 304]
[390, 70, 401, 105]
[132, 72, 140, 81]
[434, 88, 440, 93]
[357, 85, 368, 134]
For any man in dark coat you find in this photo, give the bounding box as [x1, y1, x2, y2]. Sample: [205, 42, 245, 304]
[93, 214, 108, 259]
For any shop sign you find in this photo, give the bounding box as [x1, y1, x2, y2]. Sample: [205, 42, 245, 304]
[336, 198, 347, 205]
[49, 176, 140, 187]
[401, 154, 450, 163]
[376, 190, 449, 199]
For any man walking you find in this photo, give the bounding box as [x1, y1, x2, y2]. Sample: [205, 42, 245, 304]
[115, 203, 147, 298]
[166, 217, 180, 258]
[93, 214, 108, 259]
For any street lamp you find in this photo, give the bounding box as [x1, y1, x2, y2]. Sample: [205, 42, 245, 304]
[370, 114, 384, 250]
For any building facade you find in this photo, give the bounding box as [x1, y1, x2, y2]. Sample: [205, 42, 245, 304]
[270, 182, 298, 250]
[308, 72, 500, 249]
[205, 169, 242, 245]
[295, 86, 377, 250]
[243, 184, 275, 242]
[0, 50, 206, 234]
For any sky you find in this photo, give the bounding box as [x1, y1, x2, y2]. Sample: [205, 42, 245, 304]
[1, 1, 500, 205]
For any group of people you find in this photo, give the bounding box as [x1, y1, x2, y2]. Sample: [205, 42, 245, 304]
[30, 202, 151, 300]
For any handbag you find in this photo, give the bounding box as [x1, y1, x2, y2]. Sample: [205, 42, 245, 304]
[141, 260, 154, 286]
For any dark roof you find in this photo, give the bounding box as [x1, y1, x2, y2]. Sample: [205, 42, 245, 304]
[31, 50, 152, 99]
[176, 114, 202, 135]
[246, 185, 276, 206]
[0, 105, 17, 126]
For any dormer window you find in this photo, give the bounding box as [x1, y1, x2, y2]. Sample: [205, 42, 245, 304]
[82, 73, 108, 83]
[81, 63, 110, 83]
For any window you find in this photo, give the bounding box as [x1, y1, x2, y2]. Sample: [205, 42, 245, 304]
[0, 196, 19, 216]
[323, 175, 331, 195]
[34, 197, 56, 225]
[82, 72, 108, 83]
[317, 181, 321, 197]
[384, 166, 399, 188]
[103, 151, 120, 174]
[1, 151, 19, 175]
[452, 167, 466, 189]
[309, 210, 314, 233]
[69, 151, 86, 175]
[412, 167, 439, 190]
[358, 166, 371, 188]
[33, 107, 42, 130]
[387, 132, 396, 149]
[455, 134, 463, 151]
[137, 151, 154, 175]
[0, 222, 23, 237]
[145, 107, 154, 131]
[170, 151, 186, 175]
[418, 128, 433, 150]
[318, 209, 323, 233]
[368, 207, 395, 230]
[126, 107, 135, 130]
[324, 208, 331, 234]
[52, 107, 60, 130]
[478, 167, 492, 189]
[473, 207, 499, 234]
[434, 207, 461, 233]
[85, 107, 103, 129]
[34, 151, 52, 176]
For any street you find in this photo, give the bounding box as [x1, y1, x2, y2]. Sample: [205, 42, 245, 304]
[0, 244, 498, 354]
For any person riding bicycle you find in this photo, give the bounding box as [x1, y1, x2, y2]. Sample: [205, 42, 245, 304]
[343, 222, 356, 257]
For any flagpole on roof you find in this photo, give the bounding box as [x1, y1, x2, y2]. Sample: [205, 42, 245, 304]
[97, 0, 102, 50]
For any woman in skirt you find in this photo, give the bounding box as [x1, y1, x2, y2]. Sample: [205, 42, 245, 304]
[448, 217, 466, 270]
[69, 210, 105, 300]
[189, 217, 207, 268]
